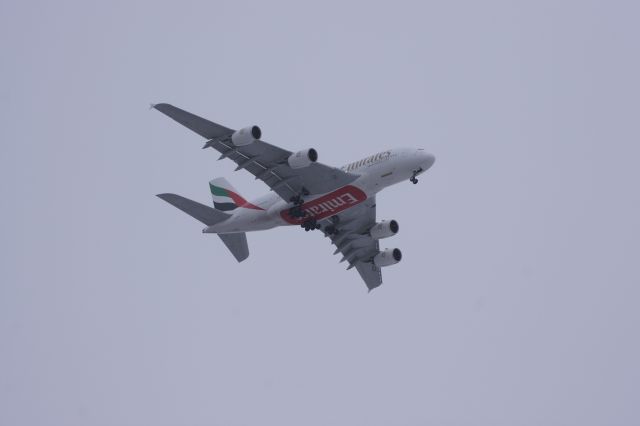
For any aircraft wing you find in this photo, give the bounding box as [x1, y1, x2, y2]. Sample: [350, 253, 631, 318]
[325, 196, 383, 291]
[153, 103, 358, 201]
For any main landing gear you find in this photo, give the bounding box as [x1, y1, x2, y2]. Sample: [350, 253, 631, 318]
[302, 218, 321, 232]
[324, 224, 338, 235]
[288, 204, 305, 218]
[288, 188, 320, 231]
[288, 193, 306, 218]
[323, 215, 340, 236]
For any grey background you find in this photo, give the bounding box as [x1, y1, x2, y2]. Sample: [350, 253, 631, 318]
[1, 1, 639, 425]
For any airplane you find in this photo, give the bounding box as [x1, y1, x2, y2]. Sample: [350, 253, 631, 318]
[153, 103, 435, 290]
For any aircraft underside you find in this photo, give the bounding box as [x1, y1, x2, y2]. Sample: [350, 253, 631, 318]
[153, 103, 435, 290]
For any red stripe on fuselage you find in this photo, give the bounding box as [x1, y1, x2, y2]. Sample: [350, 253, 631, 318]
[280, 185, 367, 224]
[226, 190, 264, 210]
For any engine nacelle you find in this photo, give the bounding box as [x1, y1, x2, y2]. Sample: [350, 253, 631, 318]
[288, 148, 318, 169]
[373, 248, 402, 267]
[370, 219, 399, 240]
[231, 125, 261, 146]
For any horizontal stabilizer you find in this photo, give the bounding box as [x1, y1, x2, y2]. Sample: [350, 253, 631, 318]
[157, 193, 249, 262]
[157, 193, 229, 226]
[218, 233, 250, 262]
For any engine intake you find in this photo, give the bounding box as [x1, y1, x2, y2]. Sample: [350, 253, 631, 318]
[288, 148, 318, 169]
[373, 248, 402, 267]
[370, 219, 399, 240]
[231, 125, 261, 146]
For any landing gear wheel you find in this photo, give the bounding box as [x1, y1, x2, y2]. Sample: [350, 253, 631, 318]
[289, 195, 304, 206]
[289, 206, 306, 218]
[410, 168, 422, 184]
[324, 225, 339, 235]
[301, 218, 318, 232]
[289, 192, 308, 219]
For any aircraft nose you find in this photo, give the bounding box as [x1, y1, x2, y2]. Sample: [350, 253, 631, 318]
[420, 151, 436, 170]
[425, 152, 436, 168]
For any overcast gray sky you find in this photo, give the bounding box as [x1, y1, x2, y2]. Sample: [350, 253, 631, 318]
[1, 1, 639, 425]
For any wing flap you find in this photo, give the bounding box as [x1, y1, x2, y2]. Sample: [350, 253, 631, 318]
[324, 197, 384, 290]
[153, 103, 358, 200]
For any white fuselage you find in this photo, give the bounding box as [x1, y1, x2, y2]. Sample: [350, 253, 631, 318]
[204, 147, 435, 234]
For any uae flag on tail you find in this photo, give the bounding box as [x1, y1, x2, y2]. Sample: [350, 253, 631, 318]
[209, 177, 263, 211]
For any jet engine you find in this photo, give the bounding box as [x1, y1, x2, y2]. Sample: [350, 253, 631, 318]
[369, 220, 399, 240]
[288, 148, 318, 169]
[373, 248, 402, 267]
[231, 125, 261, 146]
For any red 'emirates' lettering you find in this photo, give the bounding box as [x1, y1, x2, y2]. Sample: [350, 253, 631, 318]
[279, 185, 367, 224]
[305, 193, 358, 216]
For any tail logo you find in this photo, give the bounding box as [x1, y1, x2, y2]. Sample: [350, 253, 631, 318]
[210, 183, 264, 211]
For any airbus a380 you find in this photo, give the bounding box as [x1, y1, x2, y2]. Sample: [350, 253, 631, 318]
[154, 103, 435, 290]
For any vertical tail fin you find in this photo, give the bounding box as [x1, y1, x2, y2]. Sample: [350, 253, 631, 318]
[209, 178, 241, 211]
[209, 178, 262, 211]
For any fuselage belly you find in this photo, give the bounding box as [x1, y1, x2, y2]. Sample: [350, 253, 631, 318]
[205, 147, 435, 234]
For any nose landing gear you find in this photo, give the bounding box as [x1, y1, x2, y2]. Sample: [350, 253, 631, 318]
[410, 168, 423, 184]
